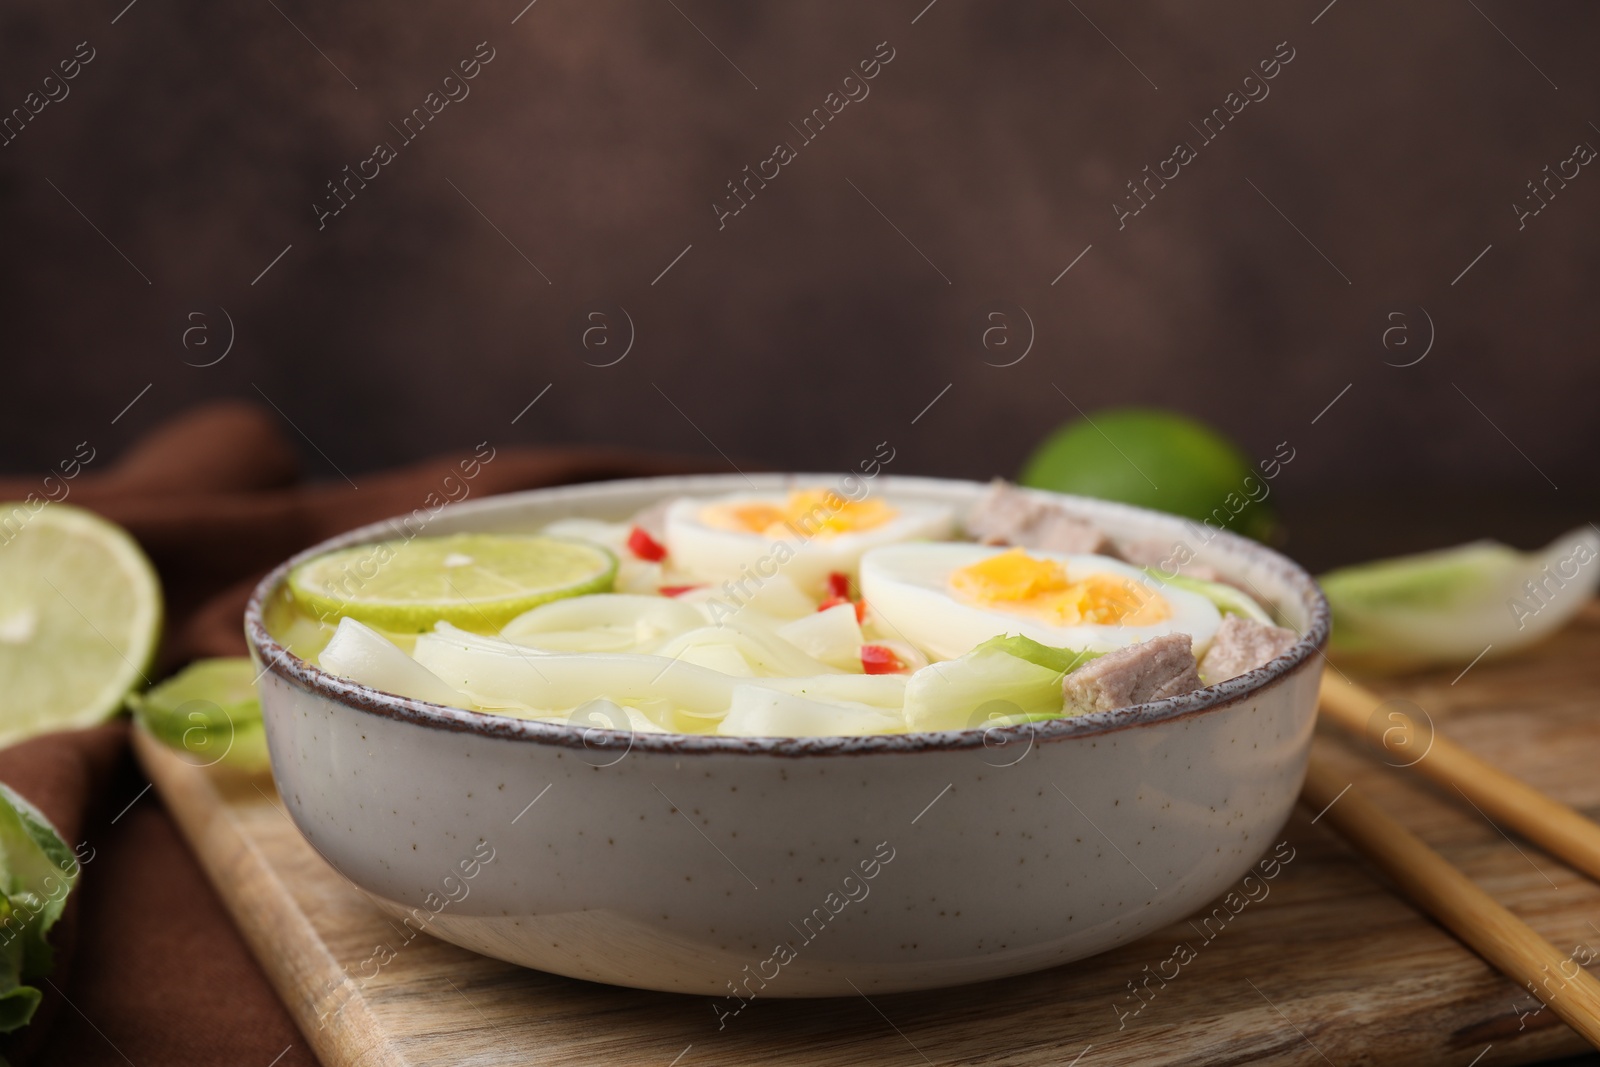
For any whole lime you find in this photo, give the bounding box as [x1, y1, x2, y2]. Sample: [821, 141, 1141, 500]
[1018, 407, 1277, 541]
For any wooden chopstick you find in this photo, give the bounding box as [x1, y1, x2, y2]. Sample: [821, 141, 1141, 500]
[1319, 672, 1600, 884]
[1302, 752, 1600, 1048]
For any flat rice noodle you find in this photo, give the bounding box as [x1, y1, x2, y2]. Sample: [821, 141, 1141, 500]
[318, 617, 473, 707]
[718, 684, 905, 737]
[652, 620, 840, 678]
[412, 631, 736, 717]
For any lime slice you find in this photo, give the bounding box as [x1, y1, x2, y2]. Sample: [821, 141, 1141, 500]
[287, 533, 617, 633]
[0, 503, 162, 748]
[129, 658, 268, 772]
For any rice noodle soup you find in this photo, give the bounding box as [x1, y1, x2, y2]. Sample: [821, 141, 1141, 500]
[266, 482, 1300, 737]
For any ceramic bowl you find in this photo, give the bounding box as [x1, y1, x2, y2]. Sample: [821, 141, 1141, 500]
[245, 473, 1328, 998]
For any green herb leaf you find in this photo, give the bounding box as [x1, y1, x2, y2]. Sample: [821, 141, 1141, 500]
[0, 783, 81, 1033]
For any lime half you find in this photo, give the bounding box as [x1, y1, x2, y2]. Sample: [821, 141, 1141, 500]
[288, 533, 617, 633]
[1020, 407, 1278, 541]
[0, 503, 162, 748]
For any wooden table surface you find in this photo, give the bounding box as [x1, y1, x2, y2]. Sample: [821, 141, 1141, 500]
[136, 603, 1600, 1066]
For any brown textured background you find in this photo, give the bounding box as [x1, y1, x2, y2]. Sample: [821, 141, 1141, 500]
[0, 5, 1596, 1060]
[1, 0, 1596, 559]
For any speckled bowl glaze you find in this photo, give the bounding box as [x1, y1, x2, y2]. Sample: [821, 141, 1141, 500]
[245, 474, 1327, 998]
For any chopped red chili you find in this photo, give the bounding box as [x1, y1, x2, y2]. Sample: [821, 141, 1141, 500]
[860, 644, 904, 675]
[627, 526, 668, 562]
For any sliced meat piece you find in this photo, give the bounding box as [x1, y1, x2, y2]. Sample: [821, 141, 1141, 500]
[1116, 536, 1222, 583]
[964, 480, 1042, 543]
[1061, 634, 1203, 714]
[1030, 510, 1113, 555]
[1199, 616, 1299, 683]
[964, 480, 1111, 555]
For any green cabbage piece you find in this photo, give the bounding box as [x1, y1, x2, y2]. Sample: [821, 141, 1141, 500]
[0, 783, 81, 1033]
[905, 635, 1097, 732]
[127, 659, 269, 773]
[972, 634, 1100, 674]
[1145, 571, 1273, 624]
[1320, 529, 1600, 668]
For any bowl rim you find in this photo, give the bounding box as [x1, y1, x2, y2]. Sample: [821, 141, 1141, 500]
[244, 472, 1330, 757]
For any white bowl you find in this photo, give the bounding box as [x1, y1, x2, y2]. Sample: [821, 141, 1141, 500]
[245, 474, 1327, 998]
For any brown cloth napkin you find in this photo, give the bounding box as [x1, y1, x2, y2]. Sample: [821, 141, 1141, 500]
[0, 403, 709, 1066]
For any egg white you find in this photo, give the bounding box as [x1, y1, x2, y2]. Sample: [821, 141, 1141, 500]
[663, 491, 954, 596]
[859, 542, 1223, 661]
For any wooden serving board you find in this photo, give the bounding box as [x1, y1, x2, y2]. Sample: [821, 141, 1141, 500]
[136, 604, 1600, 1067]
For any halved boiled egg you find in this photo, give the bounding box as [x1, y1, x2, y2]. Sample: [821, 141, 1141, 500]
[664, 488, 953, 597]
[860, 543, 1222, 660]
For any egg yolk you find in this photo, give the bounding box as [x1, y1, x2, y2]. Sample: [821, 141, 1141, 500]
[949, 548, 1170, 627]
[700, 490, 898, 540]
